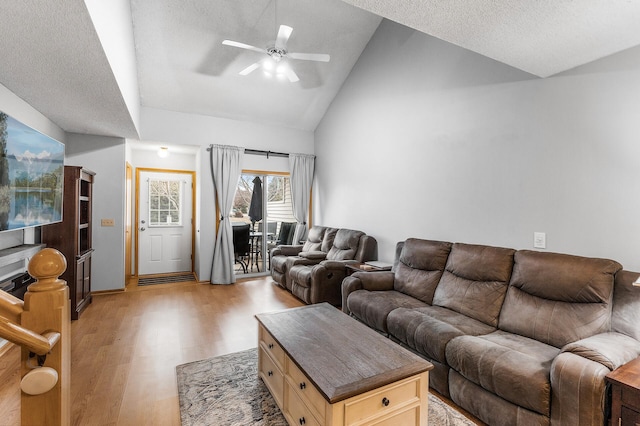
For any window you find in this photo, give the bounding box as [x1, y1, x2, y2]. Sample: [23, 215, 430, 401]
[149, 179, 182, 226]
[267, 176, 286, 203]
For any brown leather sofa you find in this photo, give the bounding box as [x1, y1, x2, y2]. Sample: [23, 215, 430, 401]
[342, 238, 640, 426]
[270, 226, 338, 288]
[271, 226, 377, 306]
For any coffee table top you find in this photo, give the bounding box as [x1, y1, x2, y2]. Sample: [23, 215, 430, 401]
[256, 303, 433, 403]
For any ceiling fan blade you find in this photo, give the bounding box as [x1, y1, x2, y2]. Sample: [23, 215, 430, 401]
[275, 25, 293, 50]
[284, 67, 299, 83]
[239, 62, 261, 76]
[222, 40, 267, 54]
[288, 52, 330, 62]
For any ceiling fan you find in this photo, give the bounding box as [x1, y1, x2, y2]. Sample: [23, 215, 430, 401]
[222, 24, 330, 83]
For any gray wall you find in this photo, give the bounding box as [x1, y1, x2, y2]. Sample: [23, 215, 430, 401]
[140, 107, 314, 282]
[314, 19, 640, 270]
[66, 133, 126, 291]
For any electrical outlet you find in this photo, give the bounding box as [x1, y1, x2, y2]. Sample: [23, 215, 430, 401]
[533, 232, 546, 249]
[101, 218, 115, 227]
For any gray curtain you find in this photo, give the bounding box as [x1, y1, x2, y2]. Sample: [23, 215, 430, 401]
[289, 153, 315, 245]
[210, 144, 244, 284]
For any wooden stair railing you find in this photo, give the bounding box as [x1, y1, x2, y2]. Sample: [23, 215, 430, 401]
[0, 248, 70, 426]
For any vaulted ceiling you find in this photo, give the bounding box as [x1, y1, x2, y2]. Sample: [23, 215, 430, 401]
[0, 1, 639, 139]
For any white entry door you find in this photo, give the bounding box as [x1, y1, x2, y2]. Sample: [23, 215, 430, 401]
[138, 171, 193, 275]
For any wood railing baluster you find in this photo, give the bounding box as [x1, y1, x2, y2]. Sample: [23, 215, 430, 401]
[20, 248, 70, 426]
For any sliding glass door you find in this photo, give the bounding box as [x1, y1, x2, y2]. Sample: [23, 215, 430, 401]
[230, 172, 296, 276]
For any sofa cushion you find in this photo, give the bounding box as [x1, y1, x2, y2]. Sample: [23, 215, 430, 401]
[446, 330, 560, 416]
[499, 250, 622, 348]
[393, 239, 452, 304]
[327, 229, 364, 260]
[387, 305, 496, 364]
[347, 290, 427, 333]
[432, 243, 515, 327]
[301, 226, 328, 252]
[321, 227, 338, 253]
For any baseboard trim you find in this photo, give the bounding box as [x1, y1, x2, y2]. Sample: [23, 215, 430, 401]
[92, 288, 126, 296]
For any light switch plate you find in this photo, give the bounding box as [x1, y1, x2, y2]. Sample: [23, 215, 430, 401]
[101, 219, 115, 227]
[533, 232, 546, 249]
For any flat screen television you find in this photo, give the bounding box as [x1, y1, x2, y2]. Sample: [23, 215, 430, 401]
[0, 111, 64, 233]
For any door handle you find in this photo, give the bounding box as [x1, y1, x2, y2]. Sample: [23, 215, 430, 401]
[141, 220, 146, 224]
[140, 227, 145, 231]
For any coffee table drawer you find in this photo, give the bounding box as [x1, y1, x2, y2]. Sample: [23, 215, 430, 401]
[287, 358, 326, 421]
[367, 405, 420, 426]
[285, 382, 321, 426]
[259, 325, 285, 368]
[344, 377, 421, 425]
[259, 347, 284, 408]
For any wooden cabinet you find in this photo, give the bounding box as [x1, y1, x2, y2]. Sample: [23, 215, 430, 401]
[42, 166, 95, 320]
[606, 357, 640, 426]
[258, 325, 427, 426]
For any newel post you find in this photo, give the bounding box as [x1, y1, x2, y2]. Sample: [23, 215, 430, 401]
[21, 248, 70, 426]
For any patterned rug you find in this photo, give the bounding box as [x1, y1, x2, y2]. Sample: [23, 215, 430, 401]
[176, 348, 477, 426]
[138, 272, 195, 286]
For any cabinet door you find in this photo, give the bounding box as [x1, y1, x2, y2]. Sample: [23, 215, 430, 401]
[621, 406, 640, 426]
[83, 255, 91, 299]
[76, 259, 86, 307]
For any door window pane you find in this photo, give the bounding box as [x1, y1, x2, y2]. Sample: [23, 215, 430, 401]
[149, 179, 182, 226]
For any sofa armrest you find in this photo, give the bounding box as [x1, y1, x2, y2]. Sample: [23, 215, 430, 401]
[275, 245, 304, 256]
[341, 271, 395, 314]
[299, 251, 327, 261]
[561, 332, 640, 370]
[353, 271, 395, 291]
[550, 352, 611, 425]
[319, 259, 354, 270]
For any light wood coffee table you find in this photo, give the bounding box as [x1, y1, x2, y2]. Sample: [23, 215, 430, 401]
[256, 303, 433, 426]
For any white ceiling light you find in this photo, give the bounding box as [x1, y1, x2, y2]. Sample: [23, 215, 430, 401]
[157, 147, 169, 158]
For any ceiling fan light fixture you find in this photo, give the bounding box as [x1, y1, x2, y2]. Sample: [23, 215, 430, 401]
[263, 59, 275, 71]
[222, 22, 328, 83]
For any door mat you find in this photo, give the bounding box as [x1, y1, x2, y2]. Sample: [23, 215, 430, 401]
[137, 272, 195, 286]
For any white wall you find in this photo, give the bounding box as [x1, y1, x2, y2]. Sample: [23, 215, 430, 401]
[140, 107, 314, 281]
[0, 83, 66, 251]
[66, 134, 126, 291]
[315, 19, 640, 271]
[84, 0, 141, 135]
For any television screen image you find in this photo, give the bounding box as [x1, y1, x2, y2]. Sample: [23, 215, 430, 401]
[0, 111, 64, 232]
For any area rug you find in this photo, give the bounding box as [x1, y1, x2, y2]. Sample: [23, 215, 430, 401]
[138, 272, 195, 286]
[176, 348, 477, 426]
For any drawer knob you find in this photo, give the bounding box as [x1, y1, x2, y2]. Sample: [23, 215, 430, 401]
[382, 397, 390, 407]
[267, 371, 273, 377]
[299, 382, 306, 390]
[299, 417, 306, 425]
[268, 343, 274, 349]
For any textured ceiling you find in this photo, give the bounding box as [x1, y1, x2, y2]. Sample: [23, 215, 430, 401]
[341, 0, 640, 78]
[1, 1, 640, 139]
[0, 0, 139, 138]
[130, 0, 381, 131]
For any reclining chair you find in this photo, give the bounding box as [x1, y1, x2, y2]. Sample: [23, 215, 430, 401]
[287, 228, 378, 306]
[270, 226, 337, 289]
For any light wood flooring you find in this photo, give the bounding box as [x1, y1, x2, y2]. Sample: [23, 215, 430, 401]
[1, 275, 303, 425]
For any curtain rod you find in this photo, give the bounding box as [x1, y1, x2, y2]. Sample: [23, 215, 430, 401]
[206, 145, 289, 158]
